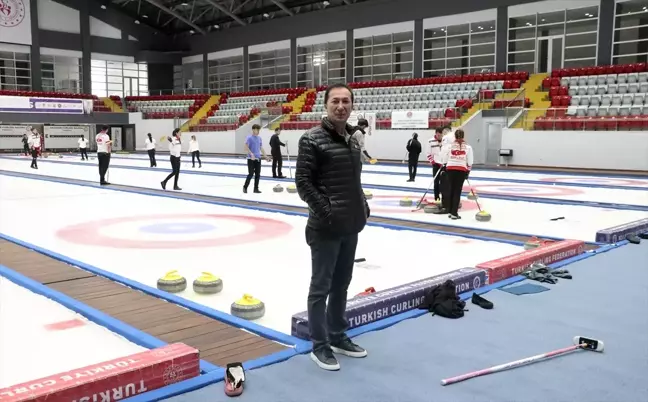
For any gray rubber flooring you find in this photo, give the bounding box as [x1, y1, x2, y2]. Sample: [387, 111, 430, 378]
[164, 241, 648, 402]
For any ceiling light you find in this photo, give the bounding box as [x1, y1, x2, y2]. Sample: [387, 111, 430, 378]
[101, 5, 106, 9]
[263, 13, 270, 18]
[142, 14, 148, 18]
[181, 2, 189, 5]
[134, 20, 140, 24]
[323, 0, 329, 5]
[213, 24, 220, 28]
[190, 30, 195, 34]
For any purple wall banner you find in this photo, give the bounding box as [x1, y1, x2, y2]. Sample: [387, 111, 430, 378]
[291, 267, 487, 340]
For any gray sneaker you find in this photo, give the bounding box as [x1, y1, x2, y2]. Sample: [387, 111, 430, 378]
[310, 348, 340, 371]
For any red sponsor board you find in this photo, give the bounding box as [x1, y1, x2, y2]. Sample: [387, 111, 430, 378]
[0, 343, 199, 402]
[476, 239, 585, 284]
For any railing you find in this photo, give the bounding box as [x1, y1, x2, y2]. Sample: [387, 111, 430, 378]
[147, 88, 214, 96]
[517, 108, 648, 131]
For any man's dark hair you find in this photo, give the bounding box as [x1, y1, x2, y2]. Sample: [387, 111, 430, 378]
[252, 124, 261, 130]
[435, 127, 443, 133]
[275, 127, 280, 132]
[101, 125, 109, 132]
[357, 118, 369, 128]
[324, 83, 354, 104]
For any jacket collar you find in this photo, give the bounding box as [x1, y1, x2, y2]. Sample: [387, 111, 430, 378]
[321, 117, 355, 139]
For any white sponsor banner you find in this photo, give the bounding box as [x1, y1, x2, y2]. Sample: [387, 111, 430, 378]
[391, 110, 430, 129]
[320, 112, 377, 135]
[0, 124, 30, 136]
[44, 125, 90, 138]
[0, 95, 93, 114]
[0, 0, 32, 45]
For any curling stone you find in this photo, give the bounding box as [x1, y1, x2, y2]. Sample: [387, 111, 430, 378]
[286, 184, 297, 193]
[524, 237, 542, 250]
[423, 204, 441, 214]
[59, 154, 64, 158]
[369, 158, 378, 164]
[157, 270, 187, 293]
[400, 197, 413, 206]
[363, 190, 373, 200]
[192, 272, 223, 294]
[475, 210, 492, 222]
[273, 184, 284, 193]
[231, 294, 265, 320]
[467, 190, 478, 200]
[355, 287, 376, 298]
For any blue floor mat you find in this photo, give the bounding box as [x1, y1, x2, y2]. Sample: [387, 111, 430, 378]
[499, 283, 551, 295]
[164, 242, 648, 402]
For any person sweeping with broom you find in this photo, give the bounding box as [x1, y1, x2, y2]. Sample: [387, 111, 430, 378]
[352, 118, 376, 165]
[441, 129, 473, 220]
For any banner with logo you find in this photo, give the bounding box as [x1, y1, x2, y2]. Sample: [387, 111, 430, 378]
[0, 96, 93, 114]
[391, 110, 430, 129]
[0, 0, 32, 45]
[44, 125, 90, 138]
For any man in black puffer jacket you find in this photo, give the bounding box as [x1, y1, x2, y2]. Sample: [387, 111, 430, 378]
[295, 83, 370, 371]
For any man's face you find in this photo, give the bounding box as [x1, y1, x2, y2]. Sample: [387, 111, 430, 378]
[252, 129, 259, 136]
[275, 129, 281, 135]
[326, 87, 352, 124]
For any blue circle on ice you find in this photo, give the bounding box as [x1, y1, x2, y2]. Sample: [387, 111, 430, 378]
[498, 187, 539, 192]
[139, 222, 216, 234]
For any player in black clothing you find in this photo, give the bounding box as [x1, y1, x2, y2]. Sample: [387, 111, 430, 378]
[269, 127, 286, 178]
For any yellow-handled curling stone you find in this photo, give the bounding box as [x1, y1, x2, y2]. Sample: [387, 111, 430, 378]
[467, 190, 478, 200]
[286, 184, 298, 193]
[193, 272, 223, 294]
[363, 190, 373, 200]
[400, 197, 413, 206]
[231, 294, 265, 320]
[157, 270, 187, 293]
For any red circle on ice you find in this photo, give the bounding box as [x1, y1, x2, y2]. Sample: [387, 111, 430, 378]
[56, 214, 293, 249]
[463, 183, 582, 197]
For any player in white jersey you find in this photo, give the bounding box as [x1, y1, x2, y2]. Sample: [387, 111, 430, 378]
[427, 127, 444, 200]
[78, 136, 88, 160]
[27, 128, 41, 169]
[95, 126, 112, 185]
[440, 129, 474, 219]
[161, 129, 182, 191]
[188, 135, 202, 168]
[145, 133, 157, 167]
[351, 118, 374, 164]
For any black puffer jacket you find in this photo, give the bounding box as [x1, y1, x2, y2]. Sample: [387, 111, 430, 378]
[295, 118, 370, 235]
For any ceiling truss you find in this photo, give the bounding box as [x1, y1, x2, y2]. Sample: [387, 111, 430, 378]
[109, 0, 368, 35]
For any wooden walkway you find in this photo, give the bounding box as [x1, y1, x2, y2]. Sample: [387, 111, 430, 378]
[0, 239, 287, 367]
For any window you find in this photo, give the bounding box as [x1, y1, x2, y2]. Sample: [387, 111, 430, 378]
[208, 55, 243, 94]
[423, 20, 496, 77]
[91, 60, 148, 98]
[41, 55, 82, 93]
[507, 6, 599, 73]
[353, 31, 414, 81]
[0, 50, 31, 91]
[248, 48, 291, 90]
[297, 40, 346, 87]
[612, 0, 648, 64]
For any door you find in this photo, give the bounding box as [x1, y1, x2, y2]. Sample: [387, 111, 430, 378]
[123, 77, 139, 97]
[123, 125, 136, 152]
[111, 127, 123, 151]
[537, 36, 564, 74]
[486, 123, 503, 165]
